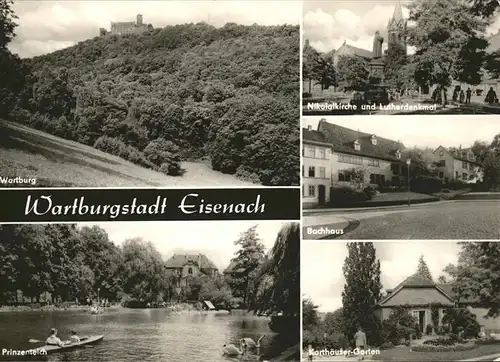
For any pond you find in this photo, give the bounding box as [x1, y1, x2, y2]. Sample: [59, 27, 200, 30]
[0, 309, 282, 361]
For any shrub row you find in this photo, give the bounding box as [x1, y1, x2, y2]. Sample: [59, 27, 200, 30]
[94, 136, 182, 176]
[328, 186, 372, 207]
[412, 342, 476, 352]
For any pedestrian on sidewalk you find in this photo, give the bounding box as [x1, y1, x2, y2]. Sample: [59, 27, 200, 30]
[466, 88, 472, 104]
[354, 326, 367, 361]
[307, 344, 314, 361]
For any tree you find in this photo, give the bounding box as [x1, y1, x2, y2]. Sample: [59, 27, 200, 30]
[323, 308, 344, 334]
[384, 44, 408, 91]
[0, 0, 17, 50]
[303, 297, 321, 330]
[482, 152, 500, 190]
[416, 255, 433, 281]
[336, 56, 370, 91]
[227, 225, 265, 306]
[250, 222, 300, 317]
[446, 242, 500, 317]
[341, 242, 382, 346]
[471, 140, 493, 165]
[437, 275, 448, 283]
[407, 0, 489, 105]
[469, 0, 500, 18]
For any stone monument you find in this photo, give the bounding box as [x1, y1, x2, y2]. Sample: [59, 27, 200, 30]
[370, 30, 385, 83]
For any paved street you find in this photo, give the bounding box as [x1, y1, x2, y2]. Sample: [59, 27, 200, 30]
[303, 201, 500, 239]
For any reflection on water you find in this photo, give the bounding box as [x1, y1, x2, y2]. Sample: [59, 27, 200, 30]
[0, 309, 281, 361]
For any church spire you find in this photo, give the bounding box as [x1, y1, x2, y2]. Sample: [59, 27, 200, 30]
[392, 0, 404, 22]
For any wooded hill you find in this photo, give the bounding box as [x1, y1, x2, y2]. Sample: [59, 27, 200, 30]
[12, 23, 299, 186]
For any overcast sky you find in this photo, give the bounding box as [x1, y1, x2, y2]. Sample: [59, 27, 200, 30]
[302, 241, 461, 313]
[303, 0, 500, 54]
[9, 0, 300, 58]
[78, 221, 285, 271]
[302, 116, 499, 149]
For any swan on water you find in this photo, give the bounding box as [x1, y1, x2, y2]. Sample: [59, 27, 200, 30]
[240, 335, 266, 349]
[222, 343, 242, 356]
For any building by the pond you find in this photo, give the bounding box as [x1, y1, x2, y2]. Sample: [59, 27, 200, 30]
[164, 253, 218, 288]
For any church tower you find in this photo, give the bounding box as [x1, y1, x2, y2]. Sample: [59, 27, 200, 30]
[387, 0, 407, 54]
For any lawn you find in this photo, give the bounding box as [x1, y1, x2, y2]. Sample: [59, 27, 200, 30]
[0, 120, 255, 187]
[339, 200, 500, 239]
[368, 192, 438, 203]
[372, 344, 500, 361]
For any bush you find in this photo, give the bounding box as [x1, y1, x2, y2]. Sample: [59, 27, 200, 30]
[302, 327, 349, 350]
[410, 176, 442, 194]
[143, 138, 181, 167]
[381, 307, 419, 345]
[159, 159, 181, 176]
[94, 136, 155, 169]
[475, 338, 500, 345]
[442, 188, 450, 193]
[363, 185, 378, 198]
[426, 324, 434, 335]
[445, 180, 469, 190]
[442, 307, 480, 338]
[423, 338, 455, 346]
[329, 186, 371, 207]
[379, 342, 394, 350]
[412, 342, 476, 352]
[303, 92, 312, 98]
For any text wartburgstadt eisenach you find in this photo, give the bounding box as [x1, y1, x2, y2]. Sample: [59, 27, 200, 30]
[24, 194, 266, 218]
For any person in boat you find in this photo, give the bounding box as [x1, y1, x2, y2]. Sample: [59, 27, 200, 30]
[45, 328, 65, 347]
[69, 331, 80, 343]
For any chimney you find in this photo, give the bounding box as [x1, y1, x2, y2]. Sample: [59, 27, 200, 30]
[136, 14, 143, 26]
[307, 125, 312, 131]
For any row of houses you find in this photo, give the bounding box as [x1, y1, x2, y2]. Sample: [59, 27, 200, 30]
[303, 119, 482, 208]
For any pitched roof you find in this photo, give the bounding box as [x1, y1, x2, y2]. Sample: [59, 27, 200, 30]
[317, 120, 405, 162]
[339, 43, 373, 59]
[378, 273, 453, 306]
[164, 254, 218, 270]
[302, 127, 331, 146]
[434, 146, 479, 164]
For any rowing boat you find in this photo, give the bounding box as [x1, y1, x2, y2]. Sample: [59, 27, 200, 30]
[34, 335, 104, 354]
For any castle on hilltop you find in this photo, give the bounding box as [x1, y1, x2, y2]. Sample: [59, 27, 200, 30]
[99, 14, 153, 36]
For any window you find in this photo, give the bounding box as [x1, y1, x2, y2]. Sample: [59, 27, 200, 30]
[371, 135, 377, 145]
[338, 170, 351, 182]
[304, 146, 315, 158]
[463, 173, 467, 180]
[395, 150, 401, 159]
[319, 167, 326, 178]
[302, 165, 304, 176]
[338, 154, 363, 165]
[308, 185, 315, 197]
[469, 164, 474, 171]
[354, 140, 361, 151]
[462, 161, 467, 169]
[368, 159, 380, 167]
[369, 174, 386, 185]
[308, 166, 315, 177]
[436, 160, 445, 167]
[391, 163, 400, 175]
[455, 171, 459, 179]
[318, 148, 326, 159]
[188, 267, 193, 274]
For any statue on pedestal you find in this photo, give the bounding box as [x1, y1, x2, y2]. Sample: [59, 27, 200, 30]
[372, 31, 384, 59]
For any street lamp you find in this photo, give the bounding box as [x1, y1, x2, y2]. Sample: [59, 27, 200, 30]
[406, 158, 412, 206]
